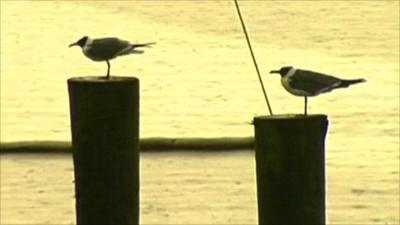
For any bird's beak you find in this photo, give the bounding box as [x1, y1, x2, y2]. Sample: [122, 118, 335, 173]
[270, 70, 280, 74]
[69, 42, 78, 47]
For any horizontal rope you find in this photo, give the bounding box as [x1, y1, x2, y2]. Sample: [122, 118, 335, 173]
[0, 137, 254, 153]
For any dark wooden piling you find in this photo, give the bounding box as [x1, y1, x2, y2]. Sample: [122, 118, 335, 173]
[253, 115, 328, 225]
[68, 76, 139, 225]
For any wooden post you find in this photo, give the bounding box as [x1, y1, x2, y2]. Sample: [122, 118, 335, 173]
[253, 115, 328, 225]
[68, 76, 139, 225]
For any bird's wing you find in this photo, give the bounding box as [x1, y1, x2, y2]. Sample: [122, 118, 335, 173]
[289, 69, 342, 96]
[86, 38, 131, 60]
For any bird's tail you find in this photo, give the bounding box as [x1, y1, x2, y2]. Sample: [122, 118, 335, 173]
[124, 42, 156, 55]
[340, 78, 366, 88]
[132, 42, 156, 48]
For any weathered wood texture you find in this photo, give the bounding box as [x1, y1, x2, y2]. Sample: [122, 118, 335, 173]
[68, 77, 139, 225]
[254, 115, 328, 225]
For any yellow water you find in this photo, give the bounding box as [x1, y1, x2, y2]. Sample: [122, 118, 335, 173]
[0, 1, 399, 224]
[1, 0, 398, 141]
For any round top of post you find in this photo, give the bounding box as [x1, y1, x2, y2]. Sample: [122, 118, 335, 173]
[68, 76, 139, 83]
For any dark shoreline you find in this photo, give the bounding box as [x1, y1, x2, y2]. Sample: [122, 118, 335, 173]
[0, 137, 254, 154]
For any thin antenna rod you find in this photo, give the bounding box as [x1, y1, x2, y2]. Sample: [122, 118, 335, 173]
[234, 0, 273, 116]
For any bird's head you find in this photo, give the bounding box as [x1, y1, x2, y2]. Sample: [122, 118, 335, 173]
[270, 66, 294, 77]
[69, 36, 89, 48]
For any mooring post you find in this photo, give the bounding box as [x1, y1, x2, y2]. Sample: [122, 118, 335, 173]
[253, 115, 328, 225]
[68, 76, 139, 225]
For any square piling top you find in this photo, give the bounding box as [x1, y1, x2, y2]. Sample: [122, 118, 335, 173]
[68, 76, 139, 84]
[253, 114, 328, 123]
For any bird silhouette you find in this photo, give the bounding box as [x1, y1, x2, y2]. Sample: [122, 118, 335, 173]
[270, 66, 366, 115]
[69, 36, 155, 79]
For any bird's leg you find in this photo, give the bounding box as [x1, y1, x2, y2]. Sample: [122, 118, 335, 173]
[106, 60, 110, 79]
[304, 96, 308, 116]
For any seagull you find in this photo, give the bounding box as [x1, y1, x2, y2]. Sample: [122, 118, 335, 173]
[69, 36, 155, 79]
[270, 66, 366, 115]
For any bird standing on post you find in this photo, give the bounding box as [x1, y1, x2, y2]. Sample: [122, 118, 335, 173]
[270, 66, 366, 115]
[69, 36, 155, 79]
